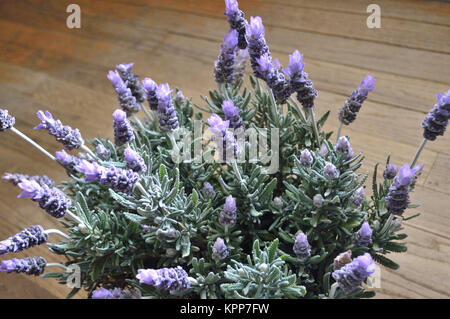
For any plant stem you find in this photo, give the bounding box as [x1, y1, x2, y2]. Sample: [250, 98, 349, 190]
[46, 263, 68, 271]
[232, 159, 247, 192]
[135, 181, 150, 198]
[336, 121, 343, 143]
[66, 210, 84, 226]
[288, 97, 307, 123]
[10, 127, 56, 162]
[132, 114, 146, 131]
[81, 144, 98, 161]
[411, 138, 427, 167]
[306, 107, 321, 147]
[380, 213, 394, 235]
[141, 103, 153, 121]
[266, 84, 281, 128]
[44, 229, 70, 239]
[329, 282, 339, 299]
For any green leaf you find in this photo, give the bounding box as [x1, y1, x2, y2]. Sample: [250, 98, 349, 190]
[268, 239, 279, 262]
[123, 212, 146, 224]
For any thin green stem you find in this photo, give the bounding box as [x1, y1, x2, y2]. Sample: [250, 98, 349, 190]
[132, 114, 146, 131]
[10, 127, 56, 162]
[44, 229, 70, 239]
[66, 210, 84, 226]
[329, 282, 339, 299]
[81, 144, 99, 161]
[140, 103, 153, 121]
[232, 159, 248, 192]
[336, 121, 343, 143]
[46, 263, 68, 271]
[288, 97, 307, 123]
[411, 138, 427, 168]
[306, 107, 321, 147]
[266, 84, 280, 128]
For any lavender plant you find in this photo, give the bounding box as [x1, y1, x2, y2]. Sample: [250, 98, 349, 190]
[0, 0, 448, 299]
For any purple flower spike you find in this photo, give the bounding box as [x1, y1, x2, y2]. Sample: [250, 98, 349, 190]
[256, 54, 291, 104]
[108, 70, 141, 115]
[383, 163, 398, 180]
[354, 221, 373, 247]
[92, 287, 141, 299]
[56, 149, 81, 174]
[332, 253, 375, 293]
[113, 109, 135, 146]
[35, 110, 84, 150]
[299, 149, 313, 167]
[17, 179, 71, 218]
[202, 182, 216, 200]
[124, 147, 146, 174]
[409, 163, 424, 190]
[0, 109, 15, 132]
[95, 144, 111, 161]
[212, 237, 229, 260]
[3, 173, 54, 188]
[222, 99, 244, 131]
[318, 143, 329, 158]
[351, 187, 365, 207]
[77, 160, 139, 195]
[208, 114, 239, 161]
[422, 90, 450, 141]
[385, 163, 415, 215]
[224, 0, 247, 49]
[220, 195, 237, 227]
[136, 266, 190, 293]
[0, 256, 46, 276]
[0, 225, 48, 255]
[339, 74, 375, 125]
[335, 136, 354, 160]
[214, 29, 239, 84]
[142, 78, 159, 111]
[156, 83, 179, 132]
[246, 17, 270, 80]
[323, 162, 339, 180]
[293, 232, 311, 260]
[116, 62, 146, 104]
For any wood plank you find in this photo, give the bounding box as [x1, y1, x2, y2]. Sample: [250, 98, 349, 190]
[424, 153, 450, 195]
[271, 0, 450, 26]
[0, 6, 448, 117]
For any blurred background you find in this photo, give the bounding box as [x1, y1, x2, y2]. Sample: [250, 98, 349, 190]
[0, 0, 448, 298]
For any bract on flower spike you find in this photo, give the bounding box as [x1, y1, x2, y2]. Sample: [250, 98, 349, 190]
[0, 225, 48, 255]
[225, 0, 248, 49]
[156, 83, 179, 132]
[3, 173, 54, 188]
[0, 256, 46, 276]
[116, 62, 146, 104]
[113, 109, 135, 146]
[136, 266, 190, 293]
[0, 108, 15, 132]
[107, 70, 141, 115]
[214, 29, 239, 85]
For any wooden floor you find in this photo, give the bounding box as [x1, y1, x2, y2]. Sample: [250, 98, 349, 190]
[0, 0, 449, 299]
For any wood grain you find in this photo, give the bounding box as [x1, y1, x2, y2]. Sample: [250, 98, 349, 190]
[0, 0, 448, 299]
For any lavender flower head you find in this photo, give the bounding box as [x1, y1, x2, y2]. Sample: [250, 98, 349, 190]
[332, 252, 375, 292]
[0, 256, 46, 276]
[283, 50, 305, 79]
[422, 90, 450, 141]
[313, 194, 324, 207]
[142, 77, 159, 111]
[351, 187, 365, 207]
[92, 287, 141, 299]
[136, 266, 190, 293]
[354, 221, 373, 247]
[383, 163, 398, 180]
[35, 110, 84, 150]
[220, 195, 237, 227]
[214, 29, 239, 84]
[208, 114, 239, 161]
[318, 143, 329, 158]
[107, 70, 141, 115]
[96, 144, 111, 161]
[246, 16, 270, 80]
[202, 182, 216, 200]
[409, 163, 424, 191]
[293, 232, 311, 260]
[339, 74, 375, 125]
[113, 109, 135, 146]
[156, 83, 179, 132]
[323, 162, 339, 180]
[222, 99, 244, 131]
[212, 237, 229, 260]
[17, 179, 71, 218]
[3, 173, 54, 188]
[0, 109, 15, 131]
[0, 225, 48, 255]
[256, 53, 291, 103]
[116, 62, 146, 104]
[124, 146, 146, 174]
[174, 90, 185, 104]
[225, 0, 247, 49]
[335, 136, 354, 160]
[385, 163, 416, 215]
[299, 149, 313, 167]
[56, 149, 81, 174]
[77, 160, 139, 195]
